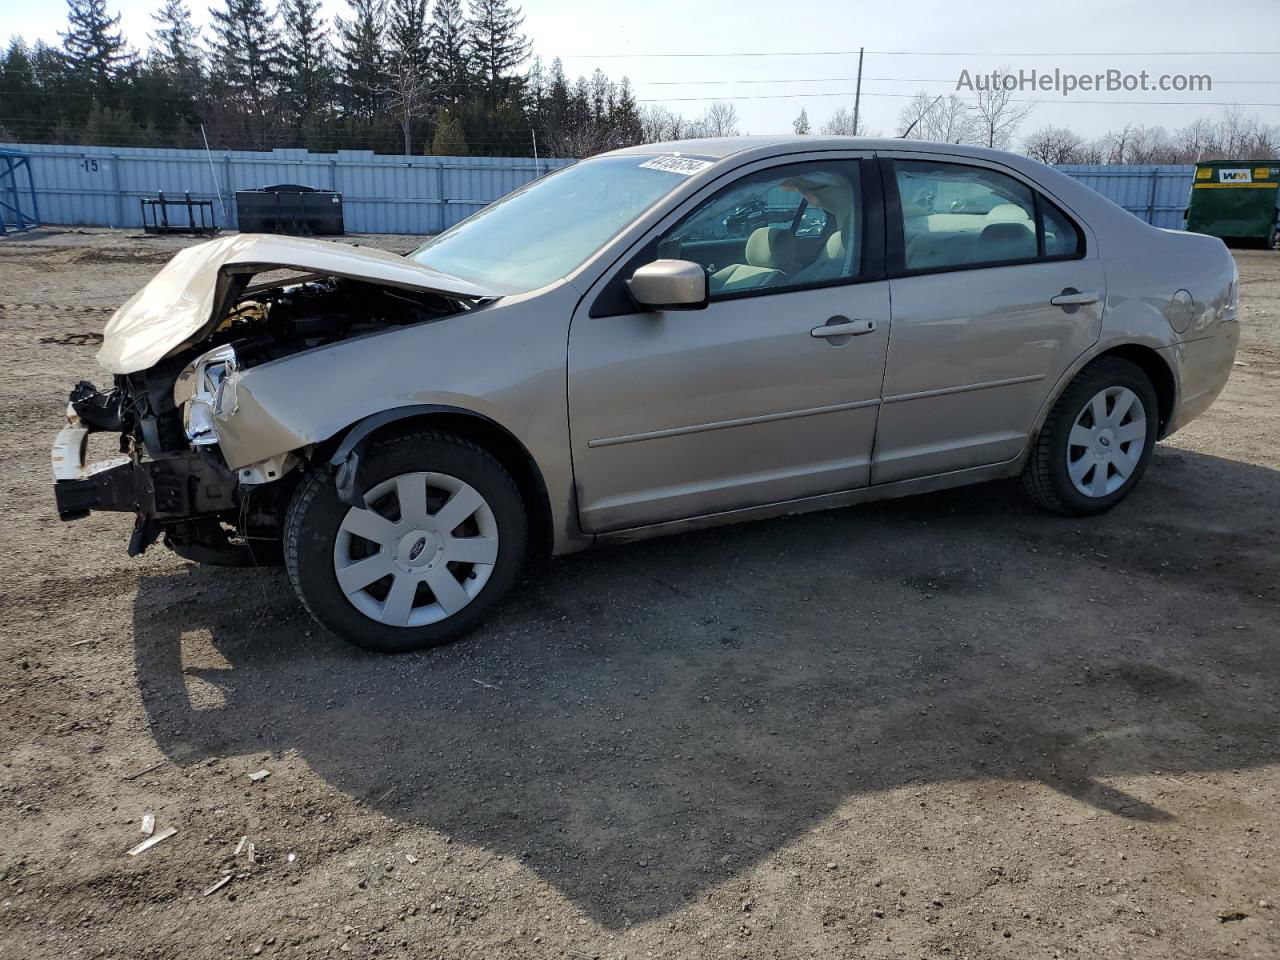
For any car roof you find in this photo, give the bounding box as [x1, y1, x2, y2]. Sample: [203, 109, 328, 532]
[603, 135, 1027, 166]
[600, 135, 1154, 240]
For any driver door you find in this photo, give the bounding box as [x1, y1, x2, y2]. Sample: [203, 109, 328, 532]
[566, 155, 891, 534]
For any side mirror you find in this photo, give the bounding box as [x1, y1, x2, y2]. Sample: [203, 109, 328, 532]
[626, 259, 708, 311]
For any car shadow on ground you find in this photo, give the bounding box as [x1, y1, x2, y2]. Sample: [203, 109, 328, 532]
[131, 446, 1280, 927]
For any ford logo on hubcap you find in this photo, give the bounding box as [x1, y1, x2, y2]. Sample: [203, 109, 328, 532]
[408, 536, 429, 562]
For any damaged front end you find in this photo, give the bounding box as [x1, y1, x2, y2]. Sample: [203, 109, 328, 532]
[52, 234, 490, 564]
[52, 369, 282, 563]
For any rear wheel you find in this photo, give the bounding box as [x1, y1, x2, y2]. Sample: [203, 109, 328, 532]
[285, 430, 527, 653]
[1022, 357, 1159, 516]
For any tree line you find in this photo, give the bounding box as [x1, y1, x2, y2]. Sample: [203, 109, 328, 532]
[3, 9, 1278, 163]
[881, 84, 1279, 163]
[0, 0, 661, 155]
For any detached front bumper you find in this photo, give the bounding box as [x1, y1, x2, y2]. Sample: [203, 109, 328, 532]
[52, 403, 239, 552]
[51, 405, 134, 521]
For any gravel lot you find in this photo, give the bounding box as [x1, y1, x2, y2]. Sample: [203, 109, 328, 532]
[0, 228, 1277, 959]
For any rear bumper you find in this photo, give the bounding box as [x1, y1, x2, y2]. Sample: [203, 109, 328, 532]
[1162, 324, 1241, 435]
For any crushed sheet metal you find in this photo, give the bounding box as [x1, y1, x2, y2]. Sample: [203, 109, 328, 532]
[96, 233, 497, 375]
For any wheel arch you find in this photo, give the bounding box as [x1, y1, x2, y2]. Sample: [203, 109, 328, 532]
[1094, 343, 1177, 439]
[321, 405, 555, 559]
[1027, 341, 1179, 458]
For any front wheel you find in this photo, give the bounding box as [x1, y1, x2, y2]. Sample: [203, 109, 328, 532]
[284, 430, 527, 653]
[1022, 357, 1159, 516]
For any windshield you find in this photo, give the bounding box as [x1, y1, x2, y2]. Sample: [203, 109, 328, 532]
[408, 154, 710, 293]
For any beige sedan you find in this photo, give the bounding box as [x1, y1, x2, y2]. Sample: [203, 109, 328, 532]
[54, 136, 1240, 652]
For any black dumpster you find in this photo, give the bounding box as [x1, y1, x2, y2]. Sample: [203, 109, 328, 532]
[235, 184, 344, 236]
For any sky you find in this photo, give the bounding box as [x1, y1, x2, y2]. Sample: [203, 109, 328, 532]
[2, 0, 1278, 141]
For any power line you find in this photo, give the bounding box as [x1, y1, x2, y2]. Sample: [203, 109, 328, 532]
[558, 49, 1280, 59]
[634, 76, 1280, 87]
[636, 91, 1280, 107]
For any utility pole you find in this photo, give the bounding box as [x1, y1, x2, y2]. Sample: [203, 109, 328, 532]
[852, 47, 864, 136]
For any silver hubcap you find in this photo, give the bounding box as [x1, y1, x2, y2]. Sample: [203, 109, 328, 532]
[1067, 386, 1147, 498]
[333, 472, 498, 627]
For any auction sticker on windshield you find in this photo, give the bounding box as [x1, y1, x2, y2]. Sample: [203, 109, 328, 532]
[638, 156, 714, 176]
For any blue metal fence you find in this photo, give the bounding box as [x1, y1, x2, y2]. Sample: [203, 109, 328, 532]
[4, 143, 574, 234]
[1, 142, 1194, 235]
[1056, 163, 1194, 230]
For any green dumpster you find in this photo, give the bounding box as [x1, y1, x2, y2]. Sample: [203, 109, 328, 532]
[1186, 160, 1280, 248]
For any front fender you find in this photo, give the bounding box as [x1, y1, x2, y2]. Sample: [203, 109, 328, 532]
[210, 283, 582, 552]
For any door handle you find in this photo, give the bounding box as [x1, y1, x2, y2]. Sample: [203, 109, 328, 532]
[1050, 288, 1099, 308]
[811, 317, 877, 339]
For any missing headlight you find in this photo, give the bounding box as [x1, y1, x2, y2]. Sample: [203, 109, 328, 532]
[174, 344, 239, 446]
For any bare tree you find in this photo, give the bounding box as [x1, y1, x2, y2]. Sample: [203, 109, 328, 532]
[1099, 123, 1133, 164]
[970, 67, 1034, 149]
[896, 91, 978, 143]
[820, 106, 864, 136]
[638, 104, 679, 143]
[376, 49, 436, 155]
[1022, 125, 1084, 165]
[1176, 117, 1217, 162]
[1124, 125, 1178, 164]
[699, 100, 740, 138]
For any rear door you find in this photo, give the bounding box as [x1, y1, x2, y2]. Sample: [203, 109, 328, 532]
[872, 154, 1106, 484]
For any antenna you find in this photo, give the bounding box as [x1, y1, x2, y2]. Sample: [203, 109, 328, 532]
[900, 95, 943, 139]
[200, 124, 228, 229]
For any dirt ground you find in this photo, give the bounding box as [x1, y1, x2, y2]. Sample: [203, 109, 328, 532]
[0, 227, 1277, 960]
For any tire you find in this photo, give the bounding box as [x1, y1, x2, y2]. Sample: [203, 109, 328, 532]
[1022, 357, 1159, 516]
[285, 429, 527, 653]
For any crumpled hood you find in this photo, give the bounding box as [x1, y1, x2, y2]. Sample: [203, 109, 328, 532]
[96, 234, 494, 374]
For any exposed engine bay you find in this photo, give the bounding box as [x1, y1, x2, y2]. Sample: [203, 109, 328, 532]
[54, 270, 472, 565]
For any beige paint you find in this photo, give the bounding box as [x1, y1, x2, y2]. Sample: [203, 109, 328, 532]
[97, 234, 491, 375]
[92, 137, 1240, 557]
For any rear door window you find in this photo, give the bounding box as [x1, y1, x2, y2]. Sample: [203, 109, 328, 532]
[890, 159, 1083, 273]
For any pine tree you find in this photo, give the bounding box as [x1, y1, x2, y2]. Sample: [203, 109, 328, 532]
[208, 0, 279, 145]
[335, 0, 387, 121]
[279, 0, 334, 132]
[612, 77, 641, 146]
[146, 0, 202, 122]
[430, 106, 467, 154]
[387, 0, 430, 71]
[466, 0, 528, 105]
[149, 0, 201, 75]
[428, 0, 470, 104]
[61, 0, 136, 100]
[0, 41, 42, 137]
[793, 108, 810, 135]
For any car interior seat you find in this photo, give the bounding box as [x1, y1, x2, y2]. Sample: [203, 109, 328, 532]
[710, 226, 797, 293]
[978, 221, 1036, 261]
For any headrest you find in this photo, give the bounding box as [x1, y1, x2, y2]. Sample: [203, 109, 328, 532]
[979, 221, 1036, 258]
[900, 198, 929, 218]
[825, 230, 845, 261]
[746, 227, 796, 272]
[986, 203, 1032, 222]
